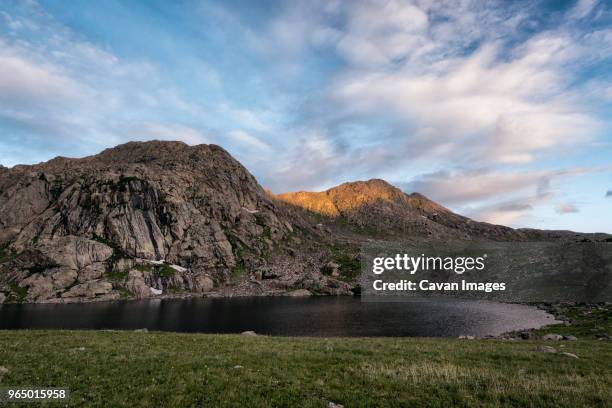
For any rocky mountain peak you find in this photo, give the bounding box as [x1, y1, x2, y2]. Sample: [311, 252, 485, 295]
[0, 141, 327, 303]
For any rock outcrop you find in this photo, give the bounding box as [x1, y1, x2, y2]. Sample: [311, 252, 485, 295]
[0, 141, 335, 303]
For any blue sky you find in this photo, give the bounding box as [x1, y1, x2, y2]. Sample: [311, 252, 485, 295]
[0, 0, 611, 232]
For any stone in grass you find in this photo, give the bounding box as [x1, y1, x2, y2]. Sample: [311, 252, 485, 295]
[328, 402, 344, 408]
[134, 328, 148, 333]
[542, 333, 563, 341]
[0, 366, 9, 379]
[458, 335, 475, 340]
[563, 335, 578, 341]
[241, 331, 257, 336]
[560, 352, 579, 359]
[537, 345, 557, 353]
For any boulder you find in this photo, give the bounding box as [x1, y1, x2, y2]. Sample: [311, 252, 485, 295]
[542, 333, 564, 341]
[285, 289, 312, 297]
[20, 273, 54, 301]
[193, 274, 214, 293]
[62, 280, 113, 298]
[77, 263, 106, 283]
[50, 267, 78, 290]
[0, 292, 5, 304]
[241, 331, 257, 336]
[125, 270, 151, 299]
[0, 366, 8, 380]
[563, 335, 578, 341]
[323, 261, 340, 277]
[537, 345, 557, 353]
[38, 236, 113, 270]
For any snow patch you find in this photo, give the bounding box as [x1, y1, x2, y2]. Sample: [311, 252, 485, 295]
[150, 287, 162, 295]
[170, 264, 187, 273]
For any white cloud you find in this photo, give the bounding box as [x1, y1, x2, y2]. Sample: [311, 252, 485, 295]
[0, 53, 83, 108]
[331, 36, 598, 166]
[567, 0, 598, 20]
[555, 202, 580, 214]
[129, 123, 209, 145]
[227, 130, 270, 150]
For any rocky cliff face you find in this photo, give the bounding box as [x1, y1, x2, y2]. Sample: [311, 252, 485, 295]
[0, 141, 353, 303]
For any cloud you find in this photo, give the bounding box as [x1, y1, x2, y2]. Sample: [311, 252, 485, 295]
[463, 192, 549, 226]
[555, 203, 580, 214]
[567, 0, 598, 20]
[330, 36, 598, 166]
[398, 167, 595, 226]
[0, 53, 83, 109]
[401, 168, 590, 206]
[127, 123, 209, 145]
[227, 130, 270, 150]
[606, 190, 612, 197]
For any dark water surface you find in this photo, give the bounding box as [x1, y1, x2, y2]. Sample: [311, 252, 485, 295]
[0, 297, 557, 337]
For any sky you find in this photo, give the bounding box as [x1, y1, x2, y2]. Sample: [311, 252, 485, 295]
[0, 0, 611, 232]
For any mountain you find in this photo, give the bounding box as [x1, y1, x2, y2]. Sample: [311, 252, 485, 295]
[277, 179, 580, 241]
[0, 141, 352, 304]
[0, 141, 607, 304]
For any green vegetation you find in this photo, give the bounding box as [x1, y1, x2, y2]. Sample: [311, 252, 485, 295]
[0, 243, 14, 263]
[105, 269, 128, 283]
[224, 230, 249, 281]
[155, 265, 176, 278]
[328, 244, 361, 281]
[7, 282, 28, 303]
[116, 175, 140, 192]
[133, 264, 153, 273]
[530, 303, 612, 340]
[0, 331, 610, 407]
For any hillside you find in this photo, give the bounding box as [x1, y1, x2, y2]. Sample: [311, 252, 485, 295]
[0, 141, 350, 304]
[0, 141, 608, 304]
[277, 179, 604, 241]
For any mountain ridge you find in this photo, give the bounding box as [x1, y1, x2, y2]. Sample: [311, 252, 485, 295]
[0, 141, 608, 304]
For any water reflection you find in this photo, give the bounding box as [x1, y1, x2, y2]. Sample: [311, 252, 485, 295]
[0, 297, 557, 337]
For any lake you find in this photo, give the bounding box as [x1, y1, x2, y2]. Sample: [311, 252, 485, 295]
[0, 296, 557, 337]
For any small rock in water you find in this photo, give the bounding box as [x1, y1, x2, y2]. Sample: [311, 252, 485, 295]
[285, 289, 312, 297]
[560, 352, 579, 359]
[542, 333, 563, 341]
[537, 345, 557, 353]
[241, 331, 257, 336]
[134, 328, 149, 333]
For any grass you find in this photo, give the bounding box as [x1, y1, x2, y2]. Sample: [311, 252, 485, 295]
[530, 303, 612, 339]
[0, 331, 610, 407]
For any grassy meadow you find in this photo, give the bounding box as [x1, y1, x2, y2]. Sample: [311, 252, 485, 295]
[0, 330, 610, 407]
